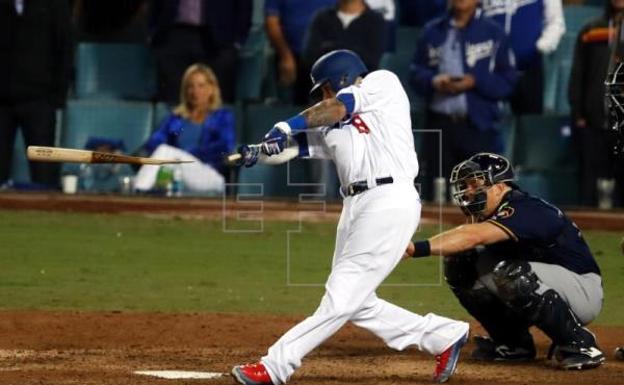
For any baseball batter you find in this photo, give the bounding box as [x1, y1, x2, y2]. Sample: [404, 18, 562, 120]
[231, 50, 469, 385]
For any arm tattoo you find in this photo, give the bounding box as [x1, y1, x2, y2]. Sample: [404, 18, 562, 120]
[301, 98, 347, 128]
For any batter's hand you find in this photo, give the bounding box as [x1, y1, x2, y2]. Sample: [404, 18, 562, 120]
[262, 122, 291, 155]
[238, 144, 260, 167]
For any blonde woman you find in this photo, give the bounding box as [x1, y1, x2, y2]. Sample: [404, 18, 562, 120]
[135, 64, 235, 193]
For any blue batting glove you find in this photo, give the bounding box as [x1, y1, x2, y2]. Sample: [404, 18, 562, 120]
[238, 144, 259, 167]
[261, 122, 291, 156]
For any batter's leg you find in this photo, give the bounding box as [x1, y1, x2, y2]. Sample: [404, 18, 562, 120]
[350, 292, 469, 354]
[261, 186, 419, 384]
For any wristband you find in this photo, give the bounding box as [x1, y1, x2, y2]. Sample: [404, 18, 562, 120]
[412, 240, 431, 258]
[286, 115, 307, 132]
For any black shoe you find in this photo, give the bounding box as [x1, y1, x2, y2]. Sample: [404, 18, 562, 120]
[616, 347, 624, 360]
[470, 335, 536, 362]
[552, 345, 605, 370]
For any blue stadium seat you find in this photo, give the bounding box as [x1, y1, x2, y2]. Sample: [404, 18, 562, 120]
[236, 26, 268, 102]
[62, 99, 154, 153]
[153, 102, 172, 130]
[74, 43, 157, 100]
[543, 53, 559, 113]
[512, 114, 579, 205]
[563, 5, 602, 37]
[516, 169, 579, 206]
[555, 59, 573, 114]
[236, 104, 314, 197]
[380, 27, 423, 111]
[9, 130, 31, 183]
[544, 33, 577, 113]
[513, 114, 576, 171]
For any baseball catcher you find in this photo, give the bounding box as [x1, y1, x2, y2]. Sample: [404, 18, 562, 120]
[406, 153, 605, 370]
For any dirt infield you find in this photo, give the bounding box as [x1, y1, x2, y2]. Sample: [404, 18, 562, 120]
[1, 194, 622, 384]
[1, 192, 624, 230]
[0, 311, 622, 385]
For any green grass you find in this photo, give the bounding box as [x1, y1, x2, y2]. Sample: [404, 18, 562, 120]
[0, 210, 622, 325]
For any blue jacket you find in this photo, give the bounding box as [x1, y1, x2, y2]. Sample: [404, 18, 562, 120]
[480, 0, 544, 70]
[145, 108, 236, 175]
[410, 10, 518, 131]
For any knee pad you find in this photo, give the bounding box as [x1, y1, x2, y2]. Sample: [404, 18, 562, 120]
[443, 250, 479, 290]
[492, 260, 540, 308]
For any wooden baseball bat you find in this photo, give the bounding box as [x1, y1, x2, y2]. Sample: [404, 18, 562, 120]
[27, 146, 194, 165]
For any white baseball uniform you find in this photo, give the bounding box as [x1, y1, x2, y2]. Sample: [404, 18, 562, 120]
[261, 70, 469, 384]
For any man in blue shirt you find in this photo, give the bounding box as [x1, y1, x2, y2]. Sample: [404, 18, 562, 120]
[406, 153, 605, 370]
[265, 0, 336, 105]
[480, 0, 565, 114]
[410, 0, 517, 198]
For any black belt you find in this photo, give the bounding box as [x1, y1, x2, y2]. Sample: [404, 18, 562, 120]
[343, 177, 393, 197]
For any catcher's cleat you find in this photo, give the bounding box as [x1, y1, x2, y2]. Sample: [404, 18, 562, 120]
[433, 331, 469, 383]
[615, 347, 624, 360]
[551, 345, 605, 370]
[231, 362, 274, 385]
[471, 335, 536, 362]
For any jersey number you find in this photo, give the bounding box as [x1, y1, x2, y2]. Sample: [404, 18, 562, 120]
[352, 115, 370, 134]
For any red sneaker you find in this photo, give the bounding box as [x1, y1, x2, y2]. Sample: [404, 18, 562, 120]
[433, 331, 469, 383]
[231, 362, 274, 385]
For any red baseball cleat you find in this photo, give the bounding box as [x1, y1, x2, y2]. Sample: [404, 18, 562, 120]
[433, 331, 469, 383]
[231, 362, 274, 385]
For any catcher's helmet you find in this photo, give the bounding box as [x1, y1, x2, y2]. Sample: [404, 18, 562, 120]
[309, 49, 368, 95]
[449, 153, 515, 218]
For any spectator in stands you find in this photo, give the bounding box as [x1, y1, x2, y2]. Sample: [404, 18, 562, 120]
[481, 0, 565, 115]
[134, 64, 235, 194]
[265, 0, 336, 106]
[410, 0, 517, 184]
[569, 0, 624, 207]
[397, 0, 447, 27]
[303, 0, 386, 72]
[0, 0, 73, 189]
[365, 0, 397, 52]
[149, 0, 252, 104]
[73, 0, 148, 43]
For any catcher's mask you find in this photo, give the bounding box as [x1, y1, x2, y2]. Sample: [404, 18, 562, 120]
[450, 153, 515, 219]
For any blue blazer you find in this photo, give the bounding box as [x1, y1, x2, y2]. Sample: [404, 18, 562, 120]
[410, 10, 518, 131]
[145, 108, 236, 174]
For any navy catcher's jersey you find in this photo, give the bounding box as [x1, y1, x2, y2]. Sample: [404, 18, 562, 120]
[485, 190, 601, 275]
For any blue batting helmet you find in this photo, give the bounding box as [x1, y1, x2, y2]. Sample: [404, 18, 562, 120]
[309, 49, 368, 95]
[450, 153, 516, 218]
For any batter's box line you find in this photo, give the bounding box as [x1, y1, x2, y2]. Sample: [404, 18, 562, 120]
[222, 183, 264, 233]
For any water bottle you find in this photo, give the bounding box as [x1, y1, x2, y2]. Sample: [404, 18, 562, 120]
[433, 177, 447, 205]
[79, 164, 94, 193]
[597, 178, 615, 210]
[171, 162, 184, 197]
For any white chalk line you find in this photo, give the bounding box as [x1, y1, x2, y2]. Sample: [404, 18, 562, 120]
[134, 370, 227, 379]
